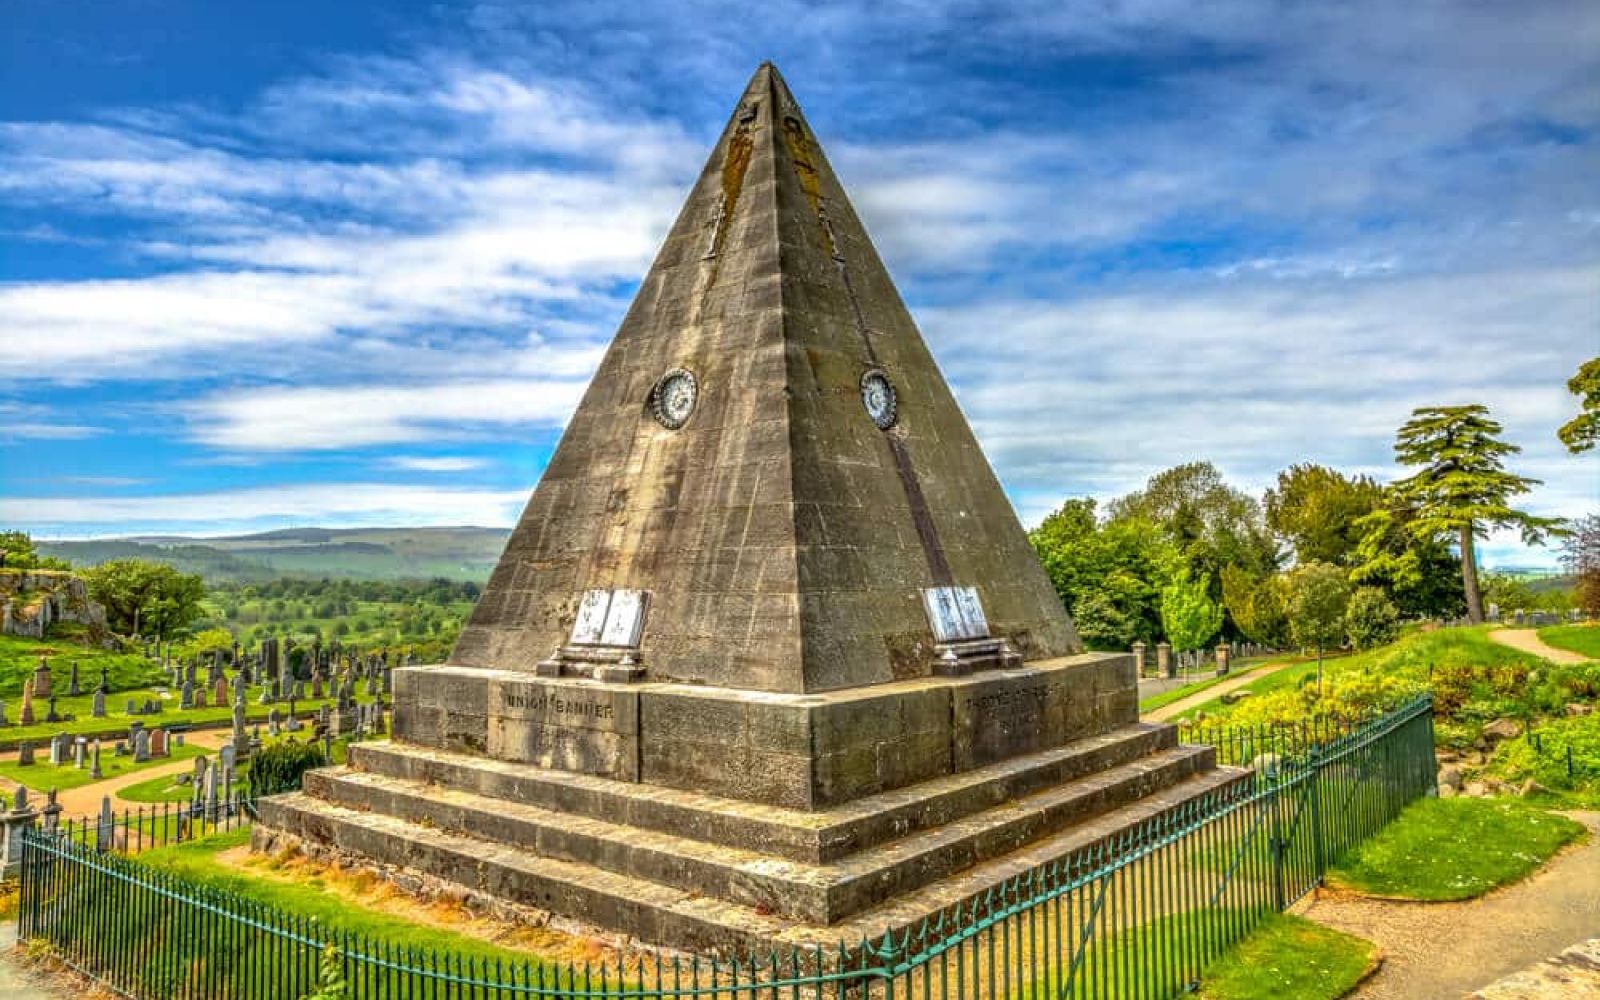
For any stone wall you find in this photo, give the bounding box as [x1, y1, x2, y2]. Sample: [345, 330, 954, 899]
[0, 570, 109, 640]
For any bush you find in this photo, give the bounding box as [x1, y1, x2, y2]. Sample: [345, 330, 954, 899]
[249, 741, 329, 796]
[1344, 588, 1400, 650]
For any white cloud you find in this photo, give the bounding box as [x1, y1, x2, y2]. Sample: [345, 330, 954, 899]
[184, 378, 588, 451]
[385, 456, 489, 472]
[3, 483, 529, 535]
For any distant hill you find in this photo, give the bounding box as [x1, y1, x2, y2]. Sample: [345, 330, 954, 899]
[39, 527, 510, 584]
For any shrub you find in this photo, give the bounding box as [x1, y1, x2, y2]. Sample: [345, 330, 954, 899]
[1344, 588, 1400, 650]
[250, 740, 329, 796]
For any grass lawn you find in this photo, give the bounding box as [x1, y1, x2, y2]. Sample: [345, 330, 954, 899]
[1197, 913, 1374, 1000]
[1539, 623, 1600, 661]
[1329, 797, 1585, 901]
[0, 740, 204, 794]
[0, 633, 160, 698]
[116, 767, 245, 804]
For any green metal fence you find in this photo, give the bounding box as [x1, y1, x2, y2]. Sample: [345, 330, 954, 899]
[17, 695, 1436, 1000]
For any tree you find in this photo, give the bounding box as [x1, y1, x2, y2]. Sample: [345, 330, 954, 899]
[1029, 498, 1180, 647]
[82, 559, 206, 639]
[1557, 356, 1600, 454]
[1263, 464, 1383, 566]
[1285, 561, 1351, 691]
[1391, 405, 1561, 624]
[1108, 463, 1280, 587]
[1349, 497, 1465, 619]
[1220, 565, 1290, 648]
[0, 531, 71, 571]
[1344, 587, 1400, 650]
[1563, 513, 1600, 616]
[1160, 571, 1224, 653]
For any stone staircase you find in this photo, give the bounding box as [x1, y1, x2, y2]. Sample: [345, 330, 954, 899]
[256, 722, 1249, 953]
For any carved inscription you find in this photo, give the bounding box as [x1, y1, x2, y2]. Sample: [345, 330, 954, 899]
[503, 689, 616, 721]
[961, 684, 1048, 715]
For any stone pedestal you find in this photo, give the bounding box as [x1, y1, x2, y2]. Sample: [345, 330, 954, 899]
[1216, 644, 1230, 676]
[1157, 642, 1173, 678]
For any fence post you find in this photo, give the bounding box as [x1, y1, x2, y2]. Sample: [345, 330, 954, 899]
[1308, 745, 1327, 886]
[1269, 780, 1286, 912]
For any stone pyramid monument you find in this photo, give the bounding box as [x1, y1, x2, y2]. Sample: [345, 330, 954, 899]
[258, 63, 1244, 954]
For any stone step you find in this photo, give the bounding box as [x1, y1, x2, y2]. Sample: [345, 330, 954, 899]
[256, 765, 1252, 955]
[345, 722, 1180, 863]
[300, 743, 1214, 923]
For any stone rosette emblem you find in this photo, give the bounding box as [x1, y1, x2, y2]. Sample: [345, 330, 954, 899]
[860, 369, 897, 429]
[650, 368, 698, 429]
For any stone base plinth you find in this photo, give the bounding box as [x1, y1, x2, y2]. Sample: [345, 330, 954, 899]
[393, 652, 1139, 810]
[256, 722, 1248, 953]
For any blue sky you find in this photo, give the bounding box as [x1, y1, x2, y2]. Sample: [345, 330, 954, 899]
[1, 0, 1596, 568]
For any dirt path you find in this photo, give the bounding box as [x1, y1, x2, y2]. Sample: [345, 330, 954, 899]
[1297, 810, 1600, 999]
[0, 729, 230, 818]
[1488, 627, 1591, 665]
[1146, 657, 1302, 722]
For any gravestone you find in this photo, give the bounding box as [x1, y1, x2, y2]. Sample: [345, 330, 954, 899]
[180, 678, 195, 710]
[256, 65, 1239, 953]
[132, 727, 150, 763]
[195, 689, 208, 709]
[92, 689, 106, 718]
[31, 659, 51, 700]
[0, 700, 6, 727]
[68, 661, 81, 697]
[44, 696, 60, 724]
[124, 698, 137, 716]
[150, 728, 168, 757]
[268, 708, 282, 737]
[48, 733, 69, 766]
[73, 737, 85, 769]
[214, 677, 228, 706]
[90, 740, 103, 779]
[16, 742, 33, 766]
[18, 681, 35, 726]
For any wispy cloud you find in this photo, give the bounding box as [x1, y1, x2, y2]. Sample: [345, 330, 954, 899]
[385, 456, 489, 472]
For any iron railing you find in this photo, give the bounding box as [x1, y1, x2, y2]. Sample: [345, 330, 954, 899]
[17, 696, 1436, 999]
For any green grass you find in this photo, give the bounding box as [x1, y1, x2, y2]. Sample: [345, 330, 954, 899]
[0, 740, 204, 794]
[1539, 623, 1600, 661]
[1329, 796, 1585, 901]
[1197, 913, 1374, 1000]
[0, 632, 161, 699]
[1138, 655, 1288, 713]
[116, 767, 245, 804]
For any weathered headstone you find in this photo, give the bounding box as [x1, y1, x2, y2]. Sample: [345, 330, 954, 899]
[132, 727, 150, 763]
[72, 737, 85, 769]
[90, 739, 103, 779]
[214, 677, 228, 706]
[180, 678, 195, 710]
[44, 695, 60, 724]
[18, 680, 35, 726]
[268, 707, 282, 737]
[92, 688, 107, 718]
[48, 733, 69, 766]
[31, 658, 51, 700]
[16, 742, 33, 766]
[68, 660, 81, 697]
[150, 728, 168, 757]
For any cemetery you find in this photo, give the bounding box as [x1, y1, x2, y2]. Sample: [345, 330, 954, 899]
[1, 3, 1596, 998]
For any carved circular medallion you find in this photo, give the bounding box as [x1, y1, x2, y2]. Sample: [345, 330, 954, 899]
[651, 368, 698, 429]
[860, 369, 898, 429]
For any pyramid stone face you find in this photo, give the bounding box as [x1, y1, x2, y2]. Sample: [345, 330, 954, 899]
[450, 65, 1078, 694]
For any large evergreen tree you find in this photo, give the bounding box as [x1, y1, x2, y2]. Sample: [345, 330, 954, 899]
[1390, 405, 1560, 623]
[1558, 356, 1599, 454]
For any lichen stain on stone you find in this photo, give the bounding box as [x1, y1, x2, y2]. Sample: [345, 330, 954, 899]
[703, 126, 755, 290]
[781, 116, 836, 253]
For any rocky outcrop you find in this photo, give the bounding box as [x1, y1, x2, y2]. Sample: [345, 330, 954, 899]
[0, 570, 108, 640]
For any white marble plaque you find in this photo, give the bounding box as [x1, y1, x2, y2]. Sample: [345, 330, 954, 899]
[922, 587, 967, 643]
[599, 589, 647, 647]
[570, 590, 611, 645]
[954, 586, 990, 639]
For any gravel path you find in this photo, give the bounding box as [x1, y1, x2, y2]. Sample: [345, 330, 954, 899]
[1488, 627, 1591, 665]
[1297, 810, 1600, 999]
[1146, 657, 1301, 721]
[0, 923, 69, 999]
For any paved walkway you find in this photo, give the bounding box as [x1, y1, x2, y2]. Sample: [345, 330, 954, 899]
[1145, 656, 1303, 722]
[1488, 627, 1591, 665]
[0, 922, 67, 999]
[1471, 938, 1600, 999]
[1298, 810, 1600, 999]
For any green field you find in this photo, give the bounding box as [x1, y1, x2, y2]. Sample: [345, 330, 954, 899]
[1539, 623, 1600, 660]
[0, 633, 161, 699]
[1197, 914, 1374, 1000]
[0, 740, 205, 794]
[1329, 797, 1584, 900]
